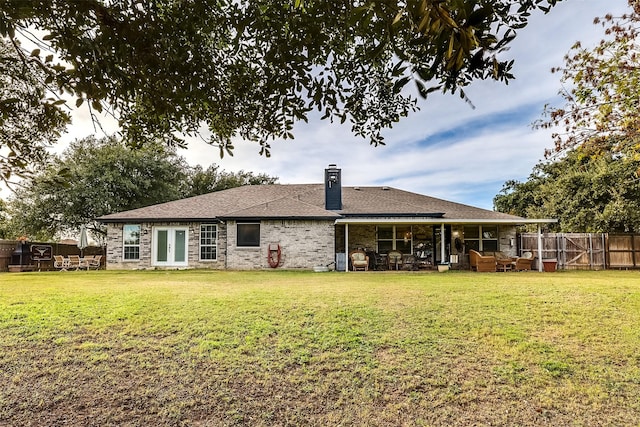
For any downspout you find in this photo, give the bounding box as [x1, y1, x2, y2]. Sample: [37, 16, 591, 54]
[441, 223, 446, 264]
[537, 225, 543, 272]
[221, 220, 228, 270]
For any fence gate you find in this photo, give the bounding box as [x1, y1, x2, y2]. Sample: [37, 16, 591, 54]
[519, 233, 607, 270]
[559, 233, 606, 270]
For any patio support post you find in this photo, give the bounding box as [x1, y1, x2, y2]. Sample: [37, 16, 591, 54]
[440, 223, 446, 264]
[537, 225, 543, 272]
[345, 223, 349, 272]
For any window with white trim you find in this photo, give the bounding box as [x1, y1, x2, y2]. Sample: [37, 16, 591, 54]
[200, 224, 217, 260]
[123, 224, 141, 260]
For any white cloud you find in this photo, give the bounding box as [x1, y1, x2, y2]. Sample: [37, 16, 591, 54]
[40, 0, 633, 211]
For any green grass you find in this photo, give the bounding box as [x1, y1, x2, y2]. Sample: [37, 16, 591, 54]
[1, 270, 639, 426]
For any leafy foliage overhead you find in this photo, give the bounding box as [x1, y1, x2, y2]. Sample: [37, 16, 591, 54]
[2, 0, 561, 157]
[0, 37, 69, 182]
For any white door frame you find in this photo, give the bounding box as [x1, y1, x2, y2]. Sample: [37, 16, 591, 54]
[152, 226, 189, 267]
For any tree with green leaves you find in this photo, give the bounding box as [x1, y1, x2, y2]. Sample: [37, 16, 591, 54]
[2, 135, 279, 241]
[0, 37, 69, 183]
[2, 0, 561, 169]
[494, 139, 640, 232]
[186, 164, 279, 198]
[538, 0, 640, 156]
[3, 136, 190, 241]
[499, 1, 640, 233]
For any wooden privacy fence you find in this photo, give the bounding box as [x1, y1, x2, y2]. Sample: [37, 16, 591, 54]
[607, 234, 640, 269]
[519, 233, 640, 270]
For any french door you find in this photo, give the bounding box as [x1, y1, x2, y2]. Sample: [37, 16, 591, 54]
[152, 227, 188, 267]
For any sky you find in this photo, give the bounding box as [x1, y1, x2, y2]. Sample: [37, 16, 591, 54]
[58, 0, 631, 211]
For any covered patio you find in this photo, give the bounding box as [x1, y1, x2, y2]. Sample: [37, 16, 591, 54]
[336, 218, 556, 272]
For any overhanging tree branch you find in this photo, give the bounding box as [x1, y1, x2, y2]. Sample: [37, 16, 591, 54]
[2, 0, 563, 169]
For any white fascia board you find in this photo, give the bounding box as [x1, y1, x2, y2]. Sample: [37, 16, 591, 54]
[334, 218, 557, 225]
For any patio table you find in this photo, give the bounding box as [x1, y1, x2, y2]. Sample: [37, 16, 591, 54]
[496, 259, 513, 272]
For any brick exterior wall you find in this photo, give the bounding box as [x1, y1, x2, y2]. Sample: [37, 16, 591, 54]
[499, 225, 518, 257]
[105, 222, 228, 270]
[105, 220, 517, 270]
[105, 219, 335, 270]
[345, 225, 377, 252]
[226, 219, 335, 269]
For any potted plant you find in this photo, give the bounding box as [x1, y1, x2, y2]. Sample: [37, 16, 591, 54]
[542, 259, 558, 272]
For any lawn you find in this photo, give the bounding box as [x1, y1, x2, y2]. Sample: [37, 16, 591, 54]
[1, 270, 639, 426]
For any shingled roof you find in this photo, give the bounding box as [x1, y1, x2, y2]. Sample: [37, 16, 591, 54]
[98, 184, 527, 223]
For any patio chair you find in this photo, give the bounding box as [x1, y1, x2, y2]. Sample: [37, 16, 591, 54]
[53, 255, 69, 271]
[370, 251, 387, 270]
[387, 250, 403, 270]
[78, 255, 91, 270]
[350, 250, 369, 271]
[88, 255, 102, 270]
[68, 255, 81, 270]
[402, 254, 418, 270]
[414, 248, 432, 269]
[469, 249, 496, 272]
[512, 251, 533, 271]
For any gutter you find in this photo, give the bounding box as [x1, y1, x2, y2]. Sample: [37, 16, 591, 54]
[339, 212, 445, 218]
[98, 217, 223, 224]
[98, 216, 341, 223]
[220, 216, 341, 221]
[334, 218, 558, 225]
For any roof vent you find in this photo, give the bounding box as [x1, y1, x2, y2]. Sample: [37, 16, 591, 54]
[381, 186, 390, 191]
[354, 186, 360, 191]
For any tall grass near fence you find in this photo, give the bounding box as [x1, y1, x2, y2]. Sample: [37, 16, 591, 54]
[1, 270, 639, 426]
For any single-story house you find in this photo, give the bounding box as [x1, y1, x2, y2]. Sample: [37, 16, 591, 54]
[98, 165, 555, 271]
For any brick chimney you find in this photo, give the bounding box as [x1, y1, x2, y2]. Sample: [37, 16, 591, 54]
[324, 164, 342, 210]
